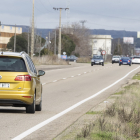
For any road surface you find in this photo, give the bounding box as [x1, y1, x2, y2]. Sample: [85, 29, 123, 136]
[0, 63, 140, 140]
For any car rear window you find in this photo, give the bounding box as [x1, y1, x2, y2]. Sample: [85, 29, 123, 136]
[0, 57, 27, 72]
[122, 57, 130, 60]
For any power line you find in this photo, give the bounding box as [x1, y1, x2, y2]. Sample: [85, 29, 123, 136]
[38, 0, 52, 12]
[72, 9, 140, 22]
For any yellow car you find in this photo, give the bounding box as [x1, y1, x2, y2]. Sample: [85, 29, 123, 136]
[0, 51, 45, 113]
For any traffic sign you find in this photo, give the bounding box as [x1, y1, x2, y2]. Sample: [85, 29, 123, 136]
[101, 51, 106, 55]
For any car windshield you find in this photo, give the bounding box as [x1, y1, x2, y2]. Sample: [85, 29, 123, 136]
[0, 57, 27, 72]
[93, 56, 103, 59]
[121, 57, 130, 60]
[113, 56, 120, 58]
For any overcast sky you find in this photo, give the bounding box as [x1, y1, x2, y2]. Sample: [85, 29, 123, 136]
[1, 0, 140, 31]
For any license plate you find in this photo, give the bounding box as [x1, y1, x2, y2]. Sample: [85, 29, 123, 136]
[0, 83, 10, 88]
[95, 62, 99, 63]
[123, 62, 127, 64]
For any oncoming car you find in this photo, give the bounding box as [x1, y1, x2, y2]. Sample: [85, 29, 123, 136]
[112, 55, 121, 64]
[91, 55, 104, 66]
[0, 52, 45, 114]
[119, 57, 131, 66]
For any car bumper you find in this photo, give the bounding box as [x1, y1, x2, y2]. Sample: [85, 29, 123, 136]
[0, 89, 34, 105]
[132, 61, 140, 64]
[91, 62, 103, 65]
[119, 62, 131, 65]
[112, 60, 119, 63]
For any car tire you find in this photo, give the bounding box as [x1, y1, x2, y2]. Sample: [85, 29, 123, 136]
[129, 64, 131, 66]
[91, 63, 93, 66]
[119, 64, 121, 66]
[102, 63, 104, 66]
[36, 94, 42, 111]
[112, 62, 113, 64]
[26, 94, 36, 114]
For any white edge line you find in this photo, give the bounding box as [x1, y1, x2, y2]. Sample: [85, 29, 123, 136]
[71, 76, 74, 78]
[42, 83, 46, 86]
[53, 80, 57, 82]
[11, 66, 140, 140]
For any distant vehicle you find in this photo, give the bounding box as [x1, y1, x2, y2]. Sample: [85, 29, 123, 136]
[131, 56, 140, 64]
[91, 55, 104, 66]
[112, 55, 121, 64]
[0, 51, 45, 113]
[119, 57, 131, 66]
[66, 55, 78, 62]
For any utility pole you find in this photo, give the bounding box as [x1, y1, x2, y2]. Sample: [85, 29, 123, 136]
[39, 33, 42, 58]
[80, 20, 86, 28]
[53, 7, 69, 58]
[14, 24, 16, 52]
[28, 29, 30, 55]
[54, 30, 56, 55]
[48, 31, 50, 50]
[31, 0, 34, 59]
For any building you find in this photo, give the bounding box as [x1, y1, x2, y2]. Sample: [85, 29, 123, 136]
[90, 35, 113, 56]
[0, 25, 22, 50]
[135, 48, 140, 56]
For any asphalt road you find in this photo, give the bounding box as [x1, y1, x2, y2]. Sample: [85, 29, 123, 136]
[0, 63, 140, 140]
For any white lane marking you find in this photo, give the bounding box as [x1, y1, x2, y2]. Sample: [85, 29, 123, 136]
[63, 78, 67, 80]
[12, 66, 140, 140]
[44, 66, 88, 73]
[84, 72, 87, 74]
[78, 74, 81, 76]
[71, 76, 74, 78]
[53, 80, 57, 82]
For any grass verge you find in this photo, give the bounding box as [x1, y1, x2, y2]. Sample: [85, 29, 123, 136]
[75, 83, 140, 140]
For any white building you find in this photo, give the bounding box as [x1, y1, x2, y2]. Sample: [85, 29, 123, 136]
[0, 25, 22, 49]
[90, 35, 113, 56]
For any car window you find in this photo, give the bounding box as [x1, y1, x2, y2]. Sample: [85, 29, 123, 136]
[0, 57, 27, 72]
[122, 57, 130, 60]
[113, 56, 120, 58]
[134, 57, 140, 59]
[26, 56, 37, 74]
[93, 56, 103, 59]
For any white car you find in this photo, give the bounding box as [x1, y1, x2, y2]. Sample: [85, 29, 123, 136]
[112, 56, 121, 64]
[131, 56, 140, 64]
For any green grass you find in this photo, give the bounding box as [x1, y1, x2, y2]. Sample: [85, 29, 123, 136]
[90, 132, 113, 139]
[114, 91, 124, 95]
[133, 73, 140, 80]
[86, 111, 102, 115]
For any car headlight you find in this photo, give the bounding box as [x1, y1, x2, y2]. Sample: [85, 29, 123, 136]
[100, 60, 103, 62]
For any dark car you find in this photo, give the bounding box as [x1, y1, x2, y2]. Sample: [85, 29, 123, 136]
[66, 55, 78, 62]
[91, 55, 104, 66]
[119, 57, 131, 66]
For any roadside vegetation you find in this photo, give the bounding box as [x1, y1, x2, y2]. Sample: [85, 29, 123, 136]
[76, 57, 91, 63]
[32, 55, 69, 65]
[75, 81, 140, 140]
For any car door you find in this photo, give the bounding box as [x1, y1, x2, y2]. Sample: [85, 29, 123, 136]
[26, 56, 41, 103]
